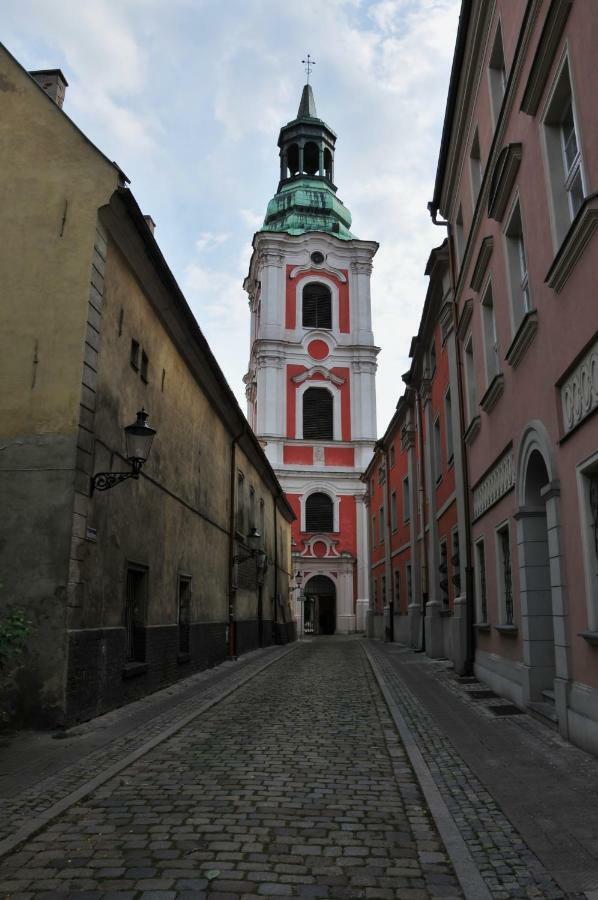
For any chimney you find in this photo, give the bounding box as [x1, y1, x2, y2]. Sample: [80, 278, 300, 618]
[29, 69, 68, 109]
[144, 215, 156, 235]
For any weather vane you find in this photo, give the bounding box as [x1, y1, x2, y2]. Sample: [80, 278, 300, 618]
[302, 53, 316, 83]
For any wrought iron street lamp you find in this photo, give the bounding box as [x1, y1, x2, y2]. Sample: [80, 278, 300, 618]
[91, 408, 157, 495]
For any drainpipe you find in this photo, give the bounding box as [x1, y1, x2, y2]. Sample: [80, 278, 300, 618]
[228, 426, 245, 659]
[415, 389, 429, 653]
[429, 202, 475, 676]
[273, 491, 279, 643]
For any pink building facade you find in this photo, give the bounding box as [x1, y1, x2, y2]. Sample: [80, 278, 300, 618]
[365, 0, 598, 757]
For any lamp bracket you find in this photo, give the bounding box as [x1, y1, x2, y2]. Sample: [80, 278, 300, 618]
[90, 470, 139, 495]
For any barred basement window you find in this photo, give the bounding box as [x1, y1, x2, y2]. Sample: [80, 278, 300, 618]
[305, 492, 334, 532]
[381, 575, 386, 605]
[303, 387, 333, 440]
[394, 568, 401, 611]
[451, 530, 461, 594]
[178, 576, 191, 654]
[302, 283, 332, 329]
[475, 539, 488, 623]
[497, 524, 514, 625]
[407, 563, 413, 604]
[124, 566, 147, 663]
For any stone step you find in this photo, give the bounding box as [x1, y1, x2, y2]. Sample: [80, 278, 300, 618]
[527, 701, 558, 730]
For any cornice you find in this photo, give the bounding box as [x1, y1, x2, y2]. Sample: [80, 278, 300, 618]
[289, 261, 347, 283]
[464, 414, 481, 446]
[456, 298, 474, 341]
[291, 366, 345, 386]
[480, 372, 505, 413]
[545, 192, 598, 293]
[470, 236, 494, 291]
[488, 144, 523, 221]
[520, 0, 574, 116]
[505, 309, 539, 367]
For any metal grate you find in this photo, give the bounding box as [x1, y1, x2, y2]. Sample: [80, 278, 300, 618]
[500, 528, 514, 625]
[302, 283, 332, 329]
[489, 704, 524, 716]
[303, 387, 333, 440]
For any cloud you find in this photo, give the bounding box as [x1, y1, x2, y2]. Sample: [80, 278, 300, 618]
[195, 232, 230, 253]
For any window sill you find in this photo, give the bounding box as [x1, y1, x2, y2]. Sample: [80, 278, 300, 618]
[545, 191, 598, 292]
[495, 624, 518, 636]
[579, 631, 598, 646]
[464, 415, 481, 446]
[480, 373, 504, 414]
[177, 651, 191, 664]
[474, 622, 491, 632]
[505, 310, 538, 368]
[122, 661, 148, 679]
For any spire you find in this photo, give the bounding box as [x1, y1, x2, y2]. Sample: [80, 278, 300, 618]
[297, 84, 317, 119]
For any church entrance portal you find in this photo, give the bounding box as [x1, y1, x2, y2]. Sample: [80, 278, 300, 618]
[304, 575, 336, 635]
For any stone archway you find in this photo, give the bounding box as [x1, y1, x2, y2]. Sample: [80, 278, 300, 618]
[515, 422, 569, 725]
[304, 575, 337, 635]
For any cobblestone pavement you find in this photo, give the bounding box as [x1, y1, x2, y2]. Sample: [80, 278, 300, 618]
[0, 637, 462, 899]
[0, 646, 296, 844]
[365, 641, 580, 900]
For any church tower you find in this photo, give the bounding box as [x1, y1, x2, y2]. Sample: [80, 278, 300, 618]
[244, 81, 378, 634]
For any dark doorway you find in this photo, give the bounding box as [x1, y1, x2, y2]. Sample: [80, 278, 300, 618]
[305, 575, 336, 635]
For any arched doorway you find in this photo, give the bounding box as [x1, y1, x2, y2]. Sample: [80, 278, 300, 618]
[520, 448, 556, 699]
[304, 575, 336, 635]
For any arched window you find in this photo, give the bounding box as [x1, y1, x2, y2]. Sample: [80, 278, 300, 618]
[287, 143, 300, 176]
[303, 387, 333, 440]
[304, 141, 319, 175]
[306, 492, 334, 532]
[324, 148, 333, 180]
[303, 283, 332, 329]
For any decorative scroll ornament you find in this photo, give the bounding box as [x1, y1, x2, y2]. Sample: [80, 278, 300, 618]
[473, 451, 515, 520]
[91, 469, 139, 494]
[561, 339, 598, 436]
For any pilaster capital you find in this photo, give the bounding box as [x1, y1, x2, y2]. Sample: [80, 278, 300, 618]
[256, 353, 285, 370]
[259, 249, 285, 269]
[351, 260, 373, 276]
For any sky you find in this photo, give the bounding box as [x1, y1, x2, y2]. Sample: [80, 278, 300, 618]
[4, 0, 460, 434]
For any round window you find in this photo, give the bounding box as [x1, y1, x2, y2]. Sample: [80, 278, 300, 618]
[310, 251, 325, 266]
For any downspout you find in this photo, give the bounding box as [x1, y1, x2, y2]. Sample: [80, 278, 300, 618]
[228, 425, 245, 659]
[429, 203, 475, 676]
[273, 491, 279, 643]
[415, 390, 429, 652]
[383, 444, 395, 642]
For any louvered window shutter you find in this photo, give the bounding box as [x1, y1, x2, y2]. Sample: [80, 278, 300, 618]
[305, 493, 334, 532]
[302, 284, 332, 329]
[303, 387, 333, 440]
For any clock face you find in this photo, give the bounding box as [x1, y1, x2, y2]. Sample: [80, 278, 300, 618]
[311, 251, 325, 265]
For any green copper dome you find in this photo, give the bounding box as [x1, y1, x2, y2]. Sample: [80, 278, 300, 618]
[260, 85, 355, 240]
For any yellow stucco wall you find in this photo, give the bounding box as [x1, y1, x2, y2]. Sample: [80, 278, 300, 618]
[0, 47, 118, 437]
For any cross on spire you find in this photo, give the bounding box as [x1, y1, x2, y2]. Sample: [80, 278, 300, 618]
[302, 53, 316, 83]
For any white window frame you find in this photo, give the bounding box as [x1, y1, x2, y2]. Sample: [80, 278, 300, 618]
[296, 275, 340, 334]
[541, 50, 587, 249]
[402, 476, 411, 523]
[296, 380, 342, 441]
[469, 127, 482, 207]
[503, 195, 532, 334]
[488, 20, 507, 128]
[464, 332, 477, 424]
[480, 279, 500, 385]
[577, 449, 598, 632]
[300, 486, 340, 533]
[444, 388, 454, 465]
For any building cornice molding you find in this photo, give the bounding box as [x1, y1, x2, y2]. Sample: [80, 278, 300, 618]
[456, 298, 474, 341]
[464, 414, 481, 447]
[559, 333, 598, 437]
[470, 236, 494, 292]
[472, 448, 515, 521]
[289, 261, 347, 283]
[291, 366, 345, 386]
[520, 0, 574, 116]
[480, 372, 505, 414]
[545, 192, 598, 293]
[505, 309, 539, 367]
[488, 144, 523, 221]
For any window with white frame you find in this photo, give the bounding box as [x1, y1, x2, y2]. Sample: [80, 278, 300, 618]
[481, 282, 500, 384]
[475, 538, 488, 623]
[470, 128, 482, 205]
[505, 200, 531, 330]
[577, 454, 598, 632]
[496, 523, 514, 625]
[488, 22, 507, 127]
[391, 491, 398, 532]
[464, 334, 477, 423]
[303, 387, 333, 440]
[455, 205, 465, 267]
[402, 476, 411, 523]
[302, 282, 332, 329]
[542, 57, 586, 245]
[444, 389, 454, 463]
[306, 492, 334, 532]
[433, 416, 442, 483]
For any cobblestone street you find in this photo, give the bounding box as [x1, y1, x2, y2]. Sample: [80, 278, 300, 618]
[0, 639, 461, 899]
